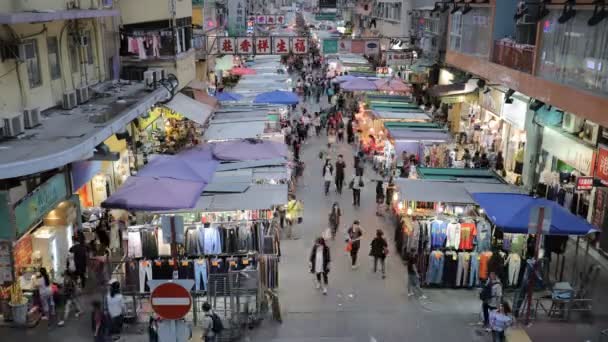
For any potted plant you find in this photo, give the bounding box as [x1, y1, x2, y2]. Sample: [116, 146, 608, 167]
[9, 282, 27, 325]
[0, 285, 11, 321]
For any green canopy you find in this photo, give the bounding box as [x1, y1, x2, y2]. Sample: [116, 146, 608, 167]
[370, 103, 419, 111]
[384, 121, 442, 129]
[417, 167, 506, 183]
[366, 94, 413, 102]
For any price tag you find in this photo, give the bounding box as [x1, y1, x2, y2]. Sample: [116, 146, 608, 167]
[211, 260, 219, 267]
[182, 261, 189, 267]
[242, 259, 250, 265]
[229, 261, 237, 267]
[168, 260, 175, 266]
[154, 260, 162, 266]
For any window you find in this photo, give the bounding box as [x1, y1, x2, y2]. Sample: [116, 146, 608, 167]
[69, 37, 80, 73]
[85, 31, 94, 65]
[23, 39, 41, 88]
[47, 37, 61, 80]
[449, 12, 462, 51]
[449, 8, 491, 58]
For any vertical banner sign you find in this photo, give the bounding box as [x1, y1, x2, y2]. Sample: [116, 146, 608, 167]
[273, 37, 289, 54]
[257, 15, 267, 25]
[218, 37, 236, 54]
[267, 15, 276, 25]
[228, 0, 246, 35]
[338, 39, 351, 53]
[365, 40, 380, 55]
[596, 145, 608, 186]
[291, 37, 308, 54]
[236, 37, 253, 54]
[255, 37, 272, 54]
[277, 15, 285, 24]
[323, 39, 338, 54]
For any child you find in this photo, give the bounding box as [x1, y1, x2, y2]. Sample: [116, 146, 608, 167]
[58, 271, 82, 326]
[489, 302, 513, 342]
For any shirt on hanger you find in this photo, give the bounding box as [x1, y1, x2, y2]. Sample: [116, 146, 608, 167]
[459, 223, 477, 250]
[446, 222, 461, 249]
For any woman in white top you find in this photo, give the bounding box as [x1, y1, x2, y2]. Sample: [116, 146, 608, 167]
[309, 237, 331, 295]
[322, 159, 334, 196]
[37, 267, 55, 320]
[327, 128, 337, 153]
[107, 280, 126, 338]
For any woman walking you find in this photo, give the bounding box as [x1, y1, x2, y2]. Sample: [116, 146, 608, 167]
[328, 202, 341, 239]
[346, 220, 363, 269]
[385, 177, 396, 211]
[309, 237, 331, 295]
[322, 159, 334, 196]
[58, 271, 82, 326]
[37, 267, 55, 320]
[107, 280, 126, 340]
[327, 128, 337, 153]
[349, 173, 364, 207]
[370, 230, 388, 278]
[375, 180, 384, 215]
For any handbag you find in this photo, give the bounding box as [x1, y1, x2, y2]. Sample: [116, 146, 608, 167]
[348, 179, 355, 189]
[345, 241, 352, 252]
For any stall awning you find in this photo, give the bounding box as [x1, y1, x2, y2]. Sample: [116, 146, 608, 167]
[164, 93, 214, 125]
[471, 193, 599, 236]
[373, 110, 431, 121]
[203, 121, 266, 141]
[388, 128, 452, 142]
[417, 167, 505, 183]
[427, 82, 476, 97]
[196, 184, 288, 211]
[396, 179, 525, 204]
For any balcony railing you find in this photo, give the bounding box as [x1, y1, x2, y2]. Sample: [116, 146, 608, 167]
[491, 39, 535, 74]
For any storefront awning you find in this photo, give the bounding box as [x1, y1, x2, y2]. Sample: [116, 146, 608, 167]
[388, 128, 452, 142]
[417, 167, 505, 183]
[203, 121, 266, 141]
[163, 93, 214, 126]
[396, 179, 524, 204]
[372, 110, 431, 121]
[196, 184, 288, 211]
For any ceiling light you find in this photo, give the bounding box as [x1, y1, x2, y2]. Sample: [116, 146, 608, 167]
[588, 0, 607, 26]
[558, 0, 576, 24]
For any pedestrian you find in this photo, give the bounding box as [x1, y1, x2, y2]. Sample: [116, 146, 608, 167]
[69, 235, 88, 288]
[328, 202, 341, 239]
[327, 128, 337, 153]
[322, 159, 334, 196]
[337, 93, 345, 110]
[107, 279, 126, 339]
[201, 302, 222, 342]
[313, 113, 322, 136]
[472, 151, 481, 168]
[375, 180, 385, 215]
[92, 300, 106, 342]
[385, 177, 396, 209]
[346, 118, 354, 144]
[292, 136, 301, 161]
[337, 120, 345, 143]
[326, 86, 334, 103]
[285, 195, 302, 239]
[58, 271, 82, 326]
[489, 302, 513, 342]
[480, 153, 490, 168]
[481, 271, 503, 330]
[349, 173, 364, 207]
[463, 148, 472, 168]
[309, 237, 331, 295]
[346, 220, 363, 269]
[406, 251, 426, 299]
[37, 267, 55, 320]
[370, 229, 388, 278]
[335, 154, 346, 194]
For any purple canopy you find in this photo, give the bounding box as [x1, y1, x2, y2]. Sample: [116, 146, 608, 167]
[136, 154, 218, 183]
[341, 78, 378, 91]
[102, 177, 207, 211]
[212, 140, 288, 161]
[333, 75, 358, 83]
[253, 90, 299, 105]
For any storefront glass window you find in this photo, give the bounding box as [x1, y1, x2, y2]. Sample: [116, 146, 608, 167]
[449, 8, 492, 58]
[538, 9, 608, 98]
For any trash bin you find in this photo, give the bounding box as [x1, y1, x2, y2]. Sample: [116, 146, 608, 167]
[9, 302, 27, 325]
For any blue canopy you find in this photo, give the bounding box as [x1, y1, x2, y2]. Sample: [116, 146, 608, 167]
[214, 92, 243, 102]
[471, 193, 598, 236]
[253, 90, 299, 105]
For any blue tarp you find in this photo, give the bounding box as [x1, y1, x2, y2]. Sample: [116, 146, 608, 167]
[253, 90, 299, 105]
[214, 92, 243, 102]
[471, 193, 598, 236]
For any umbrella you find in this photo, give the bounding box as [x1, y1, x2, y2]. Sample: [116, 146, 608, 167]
[374, 78, 411, 92]
[212, 140, 289, 161]
[101, 176, 207, 211]
[136, 154, 218, 183]
[341, 78, 378, 91]
[230, 67, 257, 76]
[253, 90, 299, 105]
[214, 92, 244, 102]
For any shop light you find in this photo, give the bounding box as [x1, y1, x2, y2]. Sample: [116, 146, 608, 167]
[558, 0, 577, 24]
[478, 208, 485, 214]
[588, 0, 607, 26]
[454, 206, 464, 215]
[406, 207, 413, 215]
[398, 202, 405, 211]
[393, 192, 399, 202]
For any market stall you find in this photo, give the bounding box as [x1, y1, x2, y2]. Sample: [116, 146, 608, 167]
[386, 124, 453, 169]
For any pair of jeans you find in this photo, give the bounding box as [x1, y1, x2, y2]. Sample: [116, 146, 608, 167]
[483, 302, 496, 326]
[469, 252, 480, 287]
[335, 176, 344, 194]
[39, 292, 55, 316]
[139, 260, 153, 292]
[350, 241, 360, 265]
[352, 189, 361, 206]
[63, 297, 82, 320]
[373, 257, 385, 274]
[407, 272, 422, 296]
[324, 180, 331, 195]
[194, 260, 208, 291]
[492, 331, 505, 342]
[315, 272, 328, 285]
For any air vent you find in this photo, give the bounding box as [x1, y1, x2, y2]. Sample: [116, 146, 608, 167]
[23, 107, 41, 128]
[62, 90, 78, 109]
[2, 114, 25, 137]
[76, 86, 90, 104]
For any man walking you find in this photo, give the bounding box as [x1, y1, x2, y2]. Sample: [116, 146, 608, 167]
[335, 155, 346, 194]
[346, 221, 363, 269]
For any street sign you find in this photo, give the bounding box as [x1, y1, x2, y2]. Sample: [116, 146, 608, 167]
[576, 176, 594, 191]
[528, 205, 552, 235]
[150, 282, 192, 320]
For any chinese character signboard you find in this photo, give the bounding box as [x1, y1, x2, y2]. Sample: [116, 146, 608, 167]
[257, 15, 267, 25]
[386, 51, 414, 66]
[267, 15, 276, 25]
[597, 145, 608, 186]
[276, 15, 285, 24]
[376, 67, 390, 77]
[218, 37, 236, 54]
[273, 37, 290, 54]
[338, 39, 351, 53]
[14, 173, 68, 235]
[291, 37, 308, 54]
[365, 40, 380, 55]
[576, 176, 595, 191]
[255, 37, 272, 54]
[228, 0, 246, 35]
[236, 37, 253, 54]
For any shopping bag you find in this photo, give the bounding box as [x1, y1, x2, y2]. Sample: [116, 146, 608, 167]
[345, 241, 352, 252]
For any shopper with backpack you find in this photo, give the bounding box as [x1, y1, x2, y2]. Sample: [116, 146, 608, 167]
[202, 302, 223, 342]
[480, 271, 503, 330]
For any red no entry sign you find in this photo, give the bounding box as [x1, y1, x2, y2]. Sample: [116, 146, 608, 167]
[151, 282, 192, 320]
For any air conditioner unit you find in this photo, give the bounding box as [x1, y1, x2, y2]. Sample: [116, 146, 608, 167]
[23, 107, 41, 128]
[581, 120, 599, 145]
[76, 86, 89, 104]
[62, 90, 78, 109]
[3, 114, 25, 137]
[143, 70, 156, 89]
[562, 112, 584, 134]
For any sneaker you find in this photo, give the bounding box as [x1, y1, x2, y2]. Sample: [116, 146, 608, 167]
[75, 311, 81, 318]
[41, 316, 49, 321]
[408, 292, 415, 297]
[315, 282, 321, 289]
[419, 295, 427, 300]
[322, 287, 327, 295]
[57, 320, 65, 327]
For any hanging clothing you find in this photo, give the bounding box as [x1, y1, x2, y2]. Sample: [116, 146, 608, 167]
[506, 253, 521, 286]
[459, 223, 476, 250]
[430, 219, 447, 249]
[426, 251, 444, 285]
[456, 252, 471, 287]
[475, 220, 492, 252]
[479, 251, 493, 281]
[446, 222, 461, 249]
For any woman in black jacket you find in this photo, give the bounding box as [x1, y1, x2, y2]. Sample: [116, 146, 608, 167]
[309, 237, 331, 295]
[370, 230, 388, 278]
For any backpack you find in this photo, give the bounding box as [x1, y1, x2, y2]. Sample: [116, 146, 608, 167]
[479, 282, 494, 301]
[207, 312, 224, 334]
